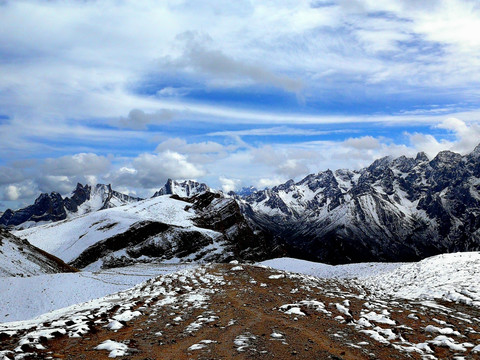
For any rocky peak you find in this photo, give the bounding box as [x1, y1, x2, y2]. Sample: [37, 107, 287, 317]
[153, 179, 210, 198]
[430, 150, 463, 169]
[368, 156, 394, 170]
[1, 183, 142, 229]
[392, 155, 416, 173]
[272, 179, 295, 192]
[469, 142, 480, 158]
[415, 151, 429, 163]
[298, 170, 337, 192]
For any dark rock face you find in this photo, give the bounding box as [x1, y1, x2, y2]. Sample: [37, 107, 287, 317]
[239, 144, 480, 264]
[0, 192, 68, 228]
[187, 192, 275, 261]
[0, 183, 143, 228]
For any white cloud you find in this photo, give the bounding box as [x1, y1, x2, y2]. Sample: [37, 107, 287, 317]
[4, 185, 20, 201]
[219, 176, 240, 193]
[164, 31, 303, 92]
[1, 183, 36, 202]
[406, 118, 480, 158]
[208, 126, 354, 137]
[343, 136, 381, 150]
[42, 153, 111, 177]
[108, 151, 205, 190]
[255, 177, 288, 189]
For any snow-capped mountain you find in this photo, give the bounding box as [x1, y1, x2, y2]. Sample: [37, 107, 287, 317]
[0, 228, 76, 277]
[239, 144, 480, 264]
[152, 179, 210, 197]
[0, 183, 143, 229]
[14, 192, 271, 269]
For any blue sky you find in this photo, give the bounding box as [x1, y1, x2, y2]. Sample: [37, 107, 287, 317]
[1, 0, 480, 210]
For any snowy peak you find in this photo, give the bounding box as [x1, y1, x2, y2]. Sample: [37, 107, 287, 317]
[72, 183, 143, 214]
[415, 151, 429, 162]
[0, 183, 143, 229]
[239, 143, 480, 264]
[0, 228, 76, 277]
[152, 179, 210, 198]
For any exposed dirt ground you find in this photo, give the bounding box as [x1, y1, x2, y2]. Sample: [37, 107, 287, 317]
[1, 263, 480, 359]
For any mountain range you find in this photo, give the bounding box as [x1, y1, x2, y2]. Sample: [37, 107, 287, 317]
[239, 144, 480, 263]
[2, 143, 480, 266]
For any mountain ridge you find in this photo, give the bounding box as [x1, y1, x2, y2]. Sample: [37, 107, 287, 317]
[237, 144, 480, 264]
[0, 183, 143, 229]
[0, 228, 77, 277]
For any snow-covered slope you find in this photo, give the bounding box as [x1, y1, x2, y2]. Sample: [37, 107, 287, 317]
[0, 228, 76, 277]
[241, 144, 480, 264]
[365, 251, 480, 306]
[262, 252, 480, 306]
[0, 263, 191, 322]
[15, 196, 217, 267]
[260, 257, 406, 279]
[15, 192, 270, 269]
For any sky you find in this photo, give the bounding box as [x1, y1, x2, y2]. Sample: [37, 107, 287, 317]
[1, 0, 480, 210]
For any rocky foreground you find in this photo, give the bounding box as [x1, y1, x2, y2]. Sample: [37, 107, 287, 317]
[1, 263, 480, 359]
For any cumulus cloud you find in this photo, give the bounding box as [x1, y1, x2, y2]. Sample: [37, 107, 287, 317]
[155, 137, 237, 164]
[1, 183, 36, 202]
[219, 176, 240, 193]
[4, 185, 20, 201]
[343, 136, 381, 150]
[42, 153, 110, 177]
[108, 151, 205, 190]
[251, 145, 314, 179]
[437, 117, 480, 153]
[407, 118, 480, 158]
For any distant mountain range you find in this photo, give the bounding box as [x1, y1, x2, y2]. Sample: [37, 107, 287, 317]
[2, 143, 480, 266]
[0, 183, 142, 229]
[238, 144, 480, 263]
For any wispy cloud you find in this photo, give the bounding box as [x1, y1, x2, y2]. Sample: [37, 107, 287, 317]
[207, 127, 357, 137]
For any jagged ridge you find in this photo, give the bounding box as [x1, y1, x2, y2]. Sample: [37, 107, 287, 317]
[0, 183, 143, 229]
[238, 144, 480, 264]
